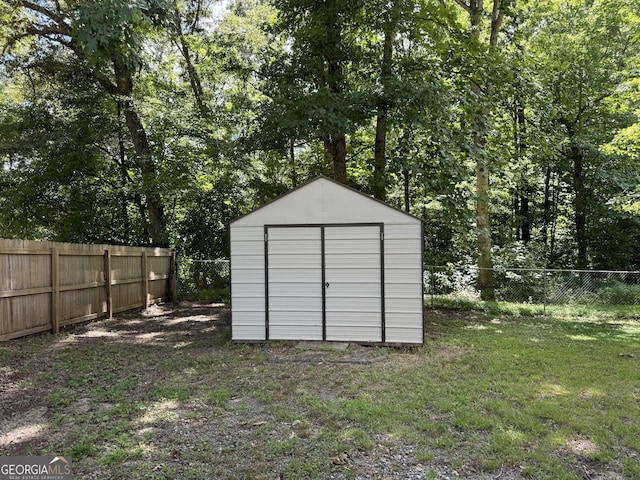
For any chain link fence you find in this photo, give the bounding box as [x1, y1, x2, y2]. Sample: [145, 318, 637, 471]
[176, 259, 230, 301]
[425, 266, 640, 309]
[177, 259, 640, 310]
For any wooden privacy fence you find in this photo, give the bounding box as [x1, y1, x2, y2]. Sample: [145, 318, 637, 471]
[0, 239, 177, 341]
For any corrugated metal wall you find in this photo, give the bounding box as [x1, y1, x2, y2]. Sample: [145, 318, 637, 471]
[230, 177, 424, 344]
[229, 226, 265, 340]
[267, 227, 322, 340]
[383, 224, 423, 343]
[324, 226, 382, 342]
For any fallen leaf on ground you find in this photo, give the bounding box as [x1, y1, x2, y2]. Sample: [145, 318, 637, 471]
[332, 452, 350, 465]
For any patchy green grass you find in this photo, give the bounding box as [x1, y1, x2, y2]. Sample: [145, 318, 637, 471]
[179, 287, 229, 303]
[431, 295, 640, 319]
[1, 302, 639, 479]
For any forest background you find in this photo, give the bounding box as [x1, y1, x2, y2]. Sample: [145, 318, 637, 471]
[1, 0, 640, 300]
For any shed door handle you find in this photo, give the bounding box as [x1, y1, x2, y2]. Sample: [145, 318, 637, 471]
[325, 282, 330, 288]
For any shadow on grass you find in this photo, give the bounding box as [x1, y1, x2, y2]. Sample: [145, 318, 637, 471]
[0, 302, 231, 456]
[425, 305, 640, 346]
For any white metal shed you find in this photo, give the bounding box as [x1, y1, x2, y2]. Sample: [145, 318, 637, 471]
[229, 176, 424, 344]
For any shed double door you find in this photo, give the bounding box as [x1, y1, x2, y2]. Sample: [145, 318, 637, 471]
[266, 225, 383, 342]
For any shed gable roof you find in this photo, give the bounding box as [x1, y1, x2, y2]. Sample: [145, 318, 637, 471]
[231, 176, 421, 226]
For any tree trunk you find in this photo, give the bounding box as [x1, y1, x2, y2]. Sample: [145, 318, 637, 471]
[325, 9, 348, 184]
[549, 174, 560, 266]
[322, 136, 333, 169]
[572, 144, 588, 269]
[514, 193, 520, 242]
[172, 1, 208, 118]
[332, 133, 347, 184]
[373, 112, 388, 199]
[289, 139, 298, 187]
[513, 95, 531, 244]
[322, 133, 347, 183]
[116, 100, 130, 243]
[573, 80, 588, 269]
[475, 130, 494, 300]
[403, 169, 410, 212]
[179, 36, 207, 118]
[463, 0, 503, 301]
[514, 189, 532, 244]
[542, 166, 552, 245]
[372, 24, 394, 201]
[561, 102, 588, 268]
[520, 194, 531, 244]
[113, 54, 167, 246]
[471, 45, 494, 299]
[121, 104, 166, 245]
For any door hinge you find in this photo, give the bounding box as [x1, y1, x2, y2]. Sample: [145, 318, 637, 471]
[380, 231, 384, 241]
[264, 232, 268, 242]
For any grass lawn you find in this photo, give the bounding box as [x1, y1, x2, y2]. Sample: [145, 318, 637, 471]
[0, 302, 639, 479]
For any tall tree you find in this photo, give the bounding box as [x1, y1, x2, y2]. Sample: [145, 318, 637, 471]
[447, 0, 506, 299]
[4, 0, 169, 245]
[527, 0, 640, 268]
[169, 0, 210, 119]
[0, 60, 149, 243]
[263, 0, 370, 183]
[371, 1, 400, 201]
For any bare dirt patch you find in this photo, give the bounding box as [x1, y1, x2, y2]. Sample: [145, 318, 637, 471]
[0, 407, 49, 450]
[566, 438, 599, 456]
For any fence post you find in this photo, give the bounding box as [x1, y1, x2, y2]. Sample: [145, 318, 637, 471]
[170, 251, 178, 303]
[104, 249, 112, 319]
[51, 247, 60, 333]
[141, 251, 149, 309]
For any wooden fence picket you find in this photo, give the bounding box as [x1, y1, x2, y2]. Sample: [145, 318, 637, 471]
[0, 239, 175, 341]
